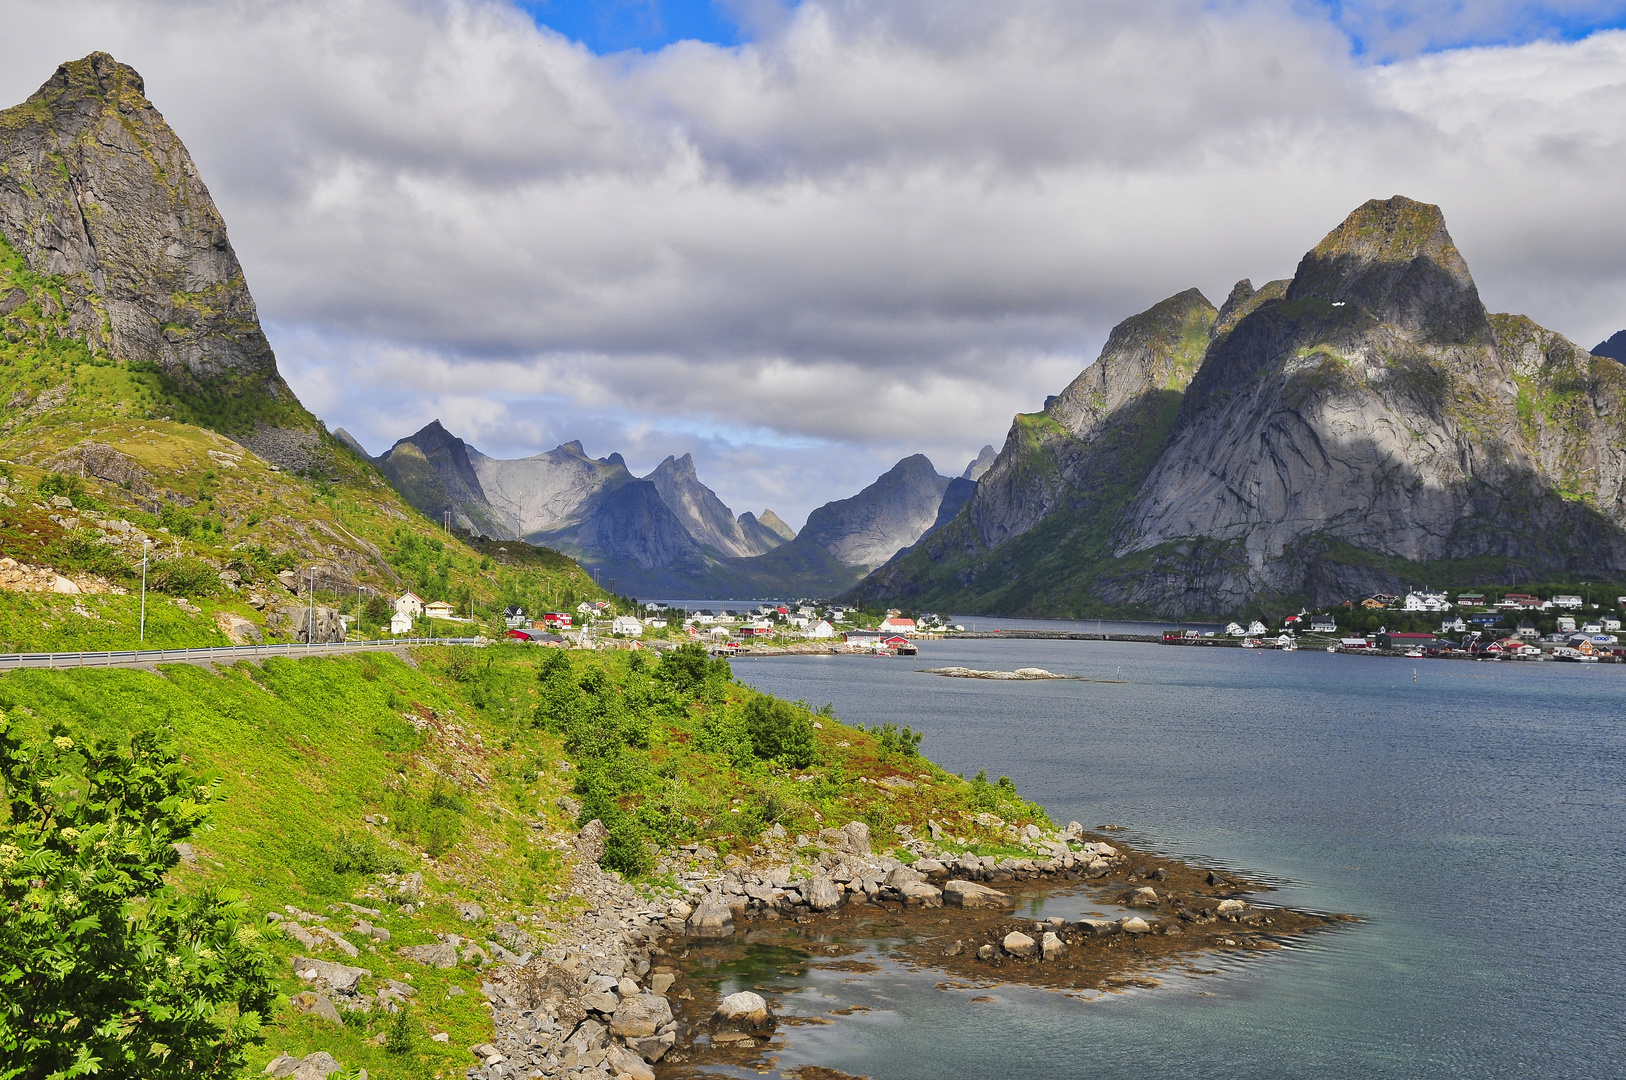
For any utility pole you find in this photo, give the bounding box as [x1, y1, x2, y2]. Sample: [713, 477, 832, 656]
[357, 584, 363, 640]
[139, 540, 150, 642]
[308, 566, 315, 648]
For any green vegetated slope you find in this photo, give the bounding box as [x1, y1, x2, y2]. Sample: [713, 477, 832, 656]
[0, 226, 604, 647]
[0, 642, 1050, 1078]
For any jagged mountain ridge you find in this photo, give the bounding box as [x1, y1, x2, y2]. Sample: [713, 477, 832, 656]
[0, 52, 325, 470]
[1595, 331, 1626, 363]
[852, 196, 1626, 617]
[372, 420, 964, 597]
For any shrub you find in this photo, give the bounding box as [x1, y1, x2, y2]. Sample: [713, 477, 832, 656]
[148, 555, 222, 597]
[743, 695, 817, 768]
[44, 529, 133, 581]
[867, 722, 923, 760]
[0, 716, 274, 1080]
[36, 471, 89, 505]
[328, 828, 405, 875]
[383, 1008, 416, 1056]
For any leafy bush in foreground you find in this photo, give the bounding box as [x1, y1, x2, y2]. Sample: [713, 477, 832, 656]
[0, 714, 273, 1080]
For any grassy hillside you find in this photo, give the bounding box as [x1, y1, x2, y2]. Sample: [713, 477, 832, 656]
[0, 232, 605, 644]
[0, 643, 1052, 1078]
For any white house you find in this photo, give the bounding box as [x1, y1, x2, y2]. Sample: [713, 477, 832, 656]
[1557, 616, 1577, 632]
[610, 615, 643, 636]
[394, 591, 424, 617]
[424, 600, 456, 620]
[1403, 591, 1451, 612]
[389, 610, 413, 635]
[1225, 622, 1246, 636]
[1246, 620, 1268, 636]
[1551, 595, 1584, 610]
[1310, 617, 1338, 634]
[805, 619, 836, 639]
[879, 616, 916, 633]
[1440, 615, 1467, 633]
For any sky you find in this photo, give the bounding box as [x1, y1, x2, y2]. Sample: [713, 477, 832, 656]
[2, 1, 1625, 528]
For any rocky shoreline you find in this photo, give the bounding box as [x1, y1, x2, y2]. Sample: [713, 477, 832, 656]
[273, 815, 1346, 1080]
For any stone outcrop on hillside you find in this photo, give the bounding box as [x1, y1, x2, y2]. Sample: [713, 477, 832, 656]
[851, 196, 1626, 616]
[0, 53, 319, 468]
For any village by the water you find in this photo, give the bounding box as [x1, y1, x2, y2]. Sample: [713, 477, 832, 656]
[381, 587, 1626, 663]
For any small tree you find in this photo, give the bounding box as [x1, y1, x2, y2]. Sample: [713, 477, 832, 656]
[0, 714, 273, 1080]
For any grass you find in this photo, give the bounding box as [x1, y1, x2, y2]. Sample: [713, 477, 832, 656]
[0, 640, 1057, 1078]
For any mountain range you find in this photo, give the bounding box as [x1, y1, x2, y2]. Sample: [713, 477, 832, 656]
[850, 196, 1626, 617]
[358, 421, 989, 598]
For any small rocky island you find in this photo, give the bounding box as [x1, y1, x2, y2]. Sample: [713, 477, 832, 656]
[922, 666, 1080, 680]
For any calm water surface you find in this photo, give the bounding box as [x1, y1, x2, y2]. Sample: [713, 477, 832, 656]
[699, 638, 1626, 1080]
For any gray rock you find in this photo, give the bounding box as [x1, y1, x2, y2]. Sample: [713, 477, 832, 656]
[899, 881, 943, 907]
[289, 1052, 343, 1080]
[456, 901, 485, 922]
[804, 874, 842, 911]
[263, 1053, 300, 1077]
[290, 991, 342, 1026]
[1002, 931, 1037, 958]
[942, 880, 1013, 909]
[624, 1031, 676, 1063]
[883, 866, 923, 889]
[1127, 886, 1159, 908]
[577, 819, 609, 863]
[1119, 916, 1151, 934]
[1041, 931, 1065, 960]
[290, 956, 370, 994]
[398, 943, 459, 968]
[650, 972, 676, 996]
[714, 990, 771, 1028]
[841, 820, 872, 856]
[976, 943, 997, 960]
[687, 898, 734, 938]
[609, 994, 672, 1038]
[603, 1043, 655, 1080]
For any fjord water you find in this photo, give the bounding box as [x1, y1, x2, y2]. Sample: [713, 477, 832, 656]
[720, 637, 1626, 1079]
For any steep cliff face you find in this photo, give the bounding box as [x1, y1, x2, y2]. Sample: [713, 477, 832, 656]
[852, 196, 1626, 617]
[739, 509, 795, 549]
[962, 445, 997, 481]
[374, 421, 512, 539]
[796, 455, 952, 570]
[966, 288, 1217, 550]
[474, 441, 633, 540]
[0, 53, 318, 466]
[645, 453, 785, 557]
[547, 480, 711, 573]
[1114, 196, 1626, 608]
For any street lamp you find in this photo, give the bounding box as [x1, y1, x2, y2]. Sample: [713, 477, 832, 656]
[308, 566, 316, 648]
[139, 539, 151, 642]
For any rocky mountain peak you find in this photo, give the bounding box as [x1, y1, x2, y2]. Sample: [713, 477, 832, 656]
[962, 445, 997, 481]
[1593, 330, 1626, 362]
[1286, 195, 1489, 343]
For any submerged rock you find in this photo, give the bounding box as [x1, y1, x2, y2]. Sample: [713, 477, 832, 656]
[942, 880, 1013, 909]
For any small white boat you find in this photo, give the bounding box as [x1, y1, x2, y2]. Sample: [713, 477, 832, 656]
[1240, 638, 1263, 649]
[1404, 647, 1425, 658]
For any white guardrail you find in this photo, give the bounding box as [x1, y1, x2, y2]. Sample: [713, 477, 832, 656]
[0, 637, 487, 671]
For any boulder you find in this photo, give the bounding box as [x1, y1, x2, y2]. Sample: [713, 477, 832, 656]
[263, 1053, 301, 1077]
[290, 956, 370, 994]
[289, 1053, 345, 1080]
[1064, 821, 1084, 837]
[1079, 918, 1117, 936]
[976, 944, 997, 960]
[841, 820, 872, 855]
[942, 880, 1013, 909]
[714, 990, 772, 1029]
[1085, 858, 1109, 876]
[455, 901, 485, 922]
[397, 943, 459, 968]
[577, 819, 609, 862]
[625, 1031, 676, 1063]
[1127, 886, 1159, 908]
[687, 898, 734, 938]
[395, 871, 424, 899]
[1041, 931, 1065, 961]
[883, 865, 923, 889]
[1119, 916, 1151, 934]
[1207, 870, 1229, 887]
[610, 994, 673, 1038]
[290, 991, 342, 1026]
[804, 874, 842, 911]
[1002, 931, 1038, 958]
[650, 972, 676, 996]
[604, 1043, 656, 1080]
[913, 858, 947, 877]
[899, 881, 943, 907]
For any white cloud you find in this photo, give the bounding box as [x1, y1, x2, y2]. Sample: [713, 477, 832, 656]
[1, 0, 1625, 525]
